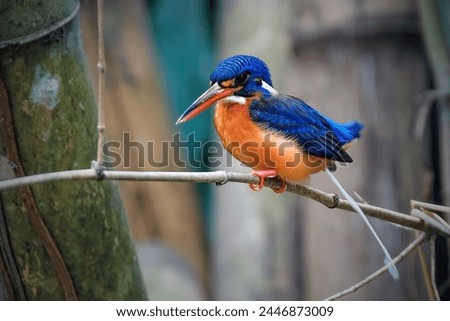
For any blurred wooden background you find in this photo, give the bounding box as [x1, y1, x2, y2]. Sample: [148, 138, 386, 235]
[79, 0, 449, 300]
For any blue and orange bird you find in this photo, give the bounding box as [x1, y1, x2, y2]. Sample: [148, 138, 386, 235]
[176, 55, 363, 191]
[177, 54, 399, 279]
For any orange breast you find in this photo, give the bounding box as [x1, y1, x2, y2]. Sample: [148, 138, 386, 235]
[213, 101, 330, 183]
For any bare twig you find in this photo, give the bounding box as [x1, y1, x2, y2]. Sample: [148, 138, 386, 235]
[96, 0, 106, 165]
[430, 235, 440, 300]
[411, 200, 450, 214]
[0, 169, 448, 237]
[411, 208, 450, 237]
[325, 233, 428, 301]
[336, 201, 431, 234]
[417, 234, 436, 300]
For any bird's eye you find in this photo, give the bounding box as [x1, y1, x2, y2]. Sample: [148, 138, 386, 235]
[234, 72, 249, 86]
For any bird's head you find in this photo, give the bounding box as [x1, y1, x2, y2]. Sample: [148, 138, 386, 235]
[176, 55, 278, 124]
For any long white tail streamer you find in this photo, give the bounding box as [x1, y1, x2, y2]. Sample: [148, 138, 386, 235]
[325, 168, 400, 280]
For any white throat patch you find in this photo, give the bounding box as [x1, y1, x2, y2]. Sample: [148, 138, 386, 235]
[222, 95, 246, 104]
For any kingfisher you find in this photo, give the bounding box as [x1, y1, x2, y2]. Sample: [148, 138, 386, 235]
[176, 55, 399, 279]
[176, 54, 364, 193]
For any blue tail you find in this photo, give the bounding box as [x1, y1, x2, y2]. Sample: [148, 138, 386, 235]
[328, 119, 364, 144]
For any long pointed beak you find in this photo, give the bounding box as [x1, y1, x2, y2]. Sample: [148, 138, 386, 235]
[176, 83, 235, 124]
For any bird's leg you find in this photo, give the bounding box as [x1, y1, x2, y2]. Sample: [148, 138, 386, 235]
[249, 169, 277, 191]
[249, 169, 286, 193]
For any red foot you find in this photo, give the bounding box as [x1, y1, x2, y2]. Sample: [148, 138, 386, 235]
[249, 169, 287, 193]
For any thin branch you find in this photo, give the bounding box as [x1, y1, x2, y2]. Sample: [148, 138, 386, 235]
[96, 0, 106, 165]
[336, 201, 429, 233]
[430, 236, 440, 300]
[324, 233, 428, 301]
[411, 208, 450, 237]
[411, 200, 450, 214]
[417, 234, 436, 300]
[0, 169, 448, 237]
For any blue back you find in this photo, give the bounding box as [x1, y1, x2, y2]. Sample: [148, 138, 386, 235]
[249, 95, 364, 162]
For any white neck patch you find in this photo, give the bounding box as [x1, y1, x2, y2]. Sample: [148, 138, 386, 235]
[222, 95, 246, 105]
[261, 80, 279, 95]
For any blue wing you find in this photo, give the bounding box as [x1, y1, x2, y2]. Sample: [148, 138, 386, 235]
[249, 95, 364, 162]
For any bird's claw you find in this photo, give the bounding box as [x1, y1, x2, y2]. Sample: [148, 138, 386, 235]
[249, 169, 286, 193]
[249, 182, 264, 192]
[272, 180, 287, 193]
